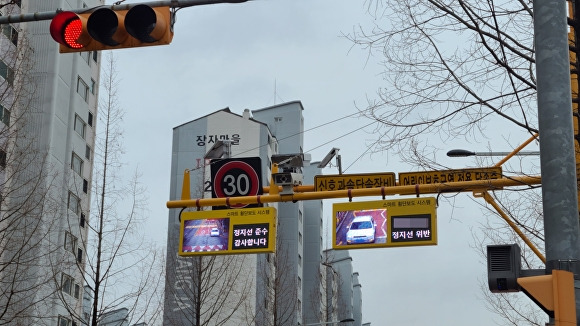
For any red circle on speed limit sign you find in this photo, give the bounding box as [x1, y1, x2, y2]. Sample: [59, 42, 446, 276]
[213, 160, 261, 207]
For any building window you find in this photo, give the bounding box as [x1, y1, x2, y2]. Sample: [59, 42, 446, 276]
[0, 150, 6, 168]
[2, 24, 17, 46]
[68, 192, 80, 216]
[77, 248, 83, 263]
[77, 77, 89, 102]
[92, 51, 98, 63]
[80, 51, 89, 64]
[71, 152, 83, 176]
[0, 60, 14, 85]
[298, 276, 301, 289]
[61, 274, 80, 300]
[74, 283, 80, 299]
[298, 254, 302, 267]
[88, 112, 93, 127]
[80, 213, 86, 228]
[61, 273, 73, 296]
[74, 115, 86, 139]
[0, 104, 10, 126]
[58, 316, 72, 326]
[64, 231, 77, 253]
[85, 145, 91, 161]
[298, 232, 302, 245]
[90, 78, 96, 94]
[83, 179, 88, 194]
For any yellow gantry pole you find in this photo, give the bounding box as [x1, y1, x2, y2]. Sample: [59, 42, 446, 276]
[474, 191, 546, 264]
[494, 133, 539, 167]
[167, 175, 541, 209]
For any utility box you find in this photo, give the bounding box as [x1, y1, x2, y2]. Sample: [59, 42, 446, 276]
[487, 244, 521, 292]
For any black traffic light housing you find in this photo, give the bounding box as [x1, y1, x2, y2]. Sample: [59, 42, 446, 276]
[487, 244, 521, 292]
[50, 5, 174, 52]
[487, 244, 577, 325]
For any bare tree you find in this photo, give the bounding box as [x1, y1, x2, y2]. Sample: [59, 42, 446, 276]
[165, 254, 255, 326]
[347, 0, 536, 155]
[347, 0, 547, 324]
[56, 52, 164, 326]
[164, 171, 255, 326]
[0, 9, 65, 324]
[250, 245, 300, 326]
[304, 251, 348, 325]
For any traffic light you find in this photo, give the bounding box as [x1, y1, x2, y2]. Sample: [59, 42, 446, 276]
[517, 270, 576, 326]
[487, 244, 521, 292]
[487, 244, 577, 325]
[49, 5, 173, 53]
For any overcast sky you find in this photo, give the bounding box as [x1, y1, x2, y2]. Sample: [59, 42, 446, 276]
[109, 0, 542, 324]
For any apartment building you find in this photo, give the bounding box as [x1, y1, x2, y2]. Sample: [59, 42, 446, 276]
[0, 1, 101, 325]
[165, 101, 363, 325]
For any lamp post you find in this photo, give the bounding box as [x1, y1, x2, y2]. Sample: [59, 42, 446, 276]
[446, 149, 540, 157]
[303, 318, 355, 326]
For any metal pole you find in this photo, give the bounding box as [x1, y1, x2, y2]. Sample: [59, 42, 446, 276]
[0, 0, 250, 25]
[534, 0, 580, 323]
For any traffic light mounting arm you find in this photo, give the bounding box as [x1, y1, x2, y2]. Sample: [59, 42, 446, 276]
[0, 0, 252, 25]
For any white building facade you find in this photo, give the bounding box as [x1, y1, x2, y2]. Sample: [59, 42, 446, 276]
[0, 1, 101, 325]
[164, 101, 364, 325]
[164, 108, 273, 325]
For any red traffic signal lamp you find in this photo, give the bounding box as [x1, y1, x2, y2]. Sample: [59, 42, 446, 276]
[49, 5, 173, 53]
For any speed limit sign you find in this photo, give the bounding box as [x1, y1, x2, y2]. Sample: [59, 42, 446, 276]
[210, 157, 263, 209]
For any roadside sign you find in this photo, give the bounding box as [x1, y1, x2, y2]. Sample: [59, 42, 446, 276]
[179, 207, 276, 256]
[314, 173, 396, 191]
[333, 197, 437, 250]
[398, 167, 502, 186]
[210, 157, 263, 209]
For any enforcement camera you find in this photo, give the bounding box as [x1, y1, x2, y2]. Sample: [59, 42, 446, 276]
[273, 172, 303, 186]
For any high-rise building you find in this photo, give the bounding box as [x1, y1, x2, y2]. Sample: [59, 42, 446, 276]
[323, 249, 363, 325]
[165, 102, 311, 325]
[164, 108, 274, 325]
[165, 101, 364, 325]
[0, 1, 102, 325]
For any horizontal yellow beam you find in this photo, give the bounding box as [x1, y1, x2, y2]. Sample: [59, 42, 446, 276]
[167, 175, 541, 209]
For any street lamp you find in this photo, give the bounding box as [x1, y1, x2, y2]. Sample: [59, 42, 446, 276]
[446, 149, 540, 157]
[303, 318, 355, 326]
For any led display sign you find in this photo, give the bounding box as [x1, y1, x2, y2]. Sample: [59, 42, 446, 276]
[333, 197, 437, 250]
[179, 207, 276, 256]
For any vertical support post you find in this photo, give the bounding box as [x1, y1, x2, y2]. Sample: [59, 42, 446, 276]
[534, 0, 580, 323]
[181, 169, 191, 200]
[569, 0, 580, 216]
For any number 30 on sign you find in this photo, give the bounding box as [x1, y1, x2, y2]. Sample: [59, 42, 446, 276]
[210, 157, 263, 209]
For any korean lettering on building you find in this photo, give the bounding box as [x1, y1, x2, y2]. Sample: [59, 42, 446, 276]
[196, 134, 241, 146]
[232, 223, 269, 250]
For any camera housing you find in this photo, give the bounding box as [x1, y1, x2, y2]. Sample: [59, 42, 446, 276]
[273, 172, 303, 186]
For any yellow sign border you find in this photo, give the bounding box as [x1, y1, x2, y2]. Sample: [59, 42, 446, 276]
[179, 207, 277, 256]
[332, 198, 437, 250]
